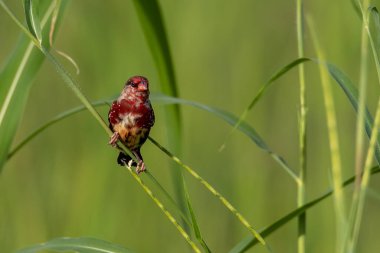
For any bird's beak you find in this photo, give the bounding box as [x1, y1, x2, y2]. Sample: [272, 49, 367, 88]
[137, 82, 148, 91]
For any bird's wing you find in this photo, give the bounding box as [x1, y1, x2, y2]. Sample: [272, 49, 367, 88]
[108, 101, 121, 130]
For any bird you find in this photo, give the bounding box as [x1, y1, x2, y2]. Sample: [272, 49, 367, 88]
[108, 76, 155, 174]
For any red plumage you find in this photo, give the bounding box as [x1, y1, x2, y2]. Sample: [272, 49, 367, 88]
[108, 76, 155, 174]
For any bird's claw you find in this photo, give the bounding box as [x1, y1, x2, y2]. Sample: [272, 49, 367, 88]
[127, 159, 134, 169]
[109, 132, 120, 147]
[136, 160, 146, 174]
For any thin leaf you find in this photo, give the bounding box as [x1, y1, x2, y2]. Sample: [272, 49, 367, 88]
[24, 0, 42, 43]
[16, 237, 135, 253]
[152, 94, 299, 182]
[346, 6, 380, 252]
[307, 16, 346, 250]
[184, 182, 211, 253]
[131, 0, 188, 232]
[221, 58, 310, 153]
[0, 0, 67, 172]
[229, 166, 380, 253]
[371, 7, 380, 60]
[124, 165, 201, 253]
[327, 63, 380, 164]
[7, 100, 110, 160]
[296, 3, 307, 253]
[148, 136, 269, 250]
[248, 58, 310, 111]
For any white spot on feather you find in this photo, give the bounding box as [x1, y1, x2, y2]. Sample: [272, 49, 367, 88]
[121, 113, 141, 126]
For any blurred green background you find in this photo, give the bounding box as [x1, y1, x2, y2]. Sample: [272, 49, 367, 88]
[1, 0, 380, 252]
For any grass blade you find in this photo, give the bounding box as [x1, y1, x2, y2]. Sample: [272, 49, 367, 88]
[152, 94, 299, 182]
[131, 0, 189, 233]
[345, 5, 380, 252]
[184, 182, 211, 253]
[327, 63, 380, 163]
[229, 166, 380, 253]
[307, 16, 346, 251]
[0, 0, 67, 172]
[220, 58, 310, 152]
[16, 237, 135, 253]
[24, 0, 42, 43]
[296, 1, 307, 253]
[124, 165, 201, 253]
[7, 100, 110, 160]
[148, 137, 269, 250]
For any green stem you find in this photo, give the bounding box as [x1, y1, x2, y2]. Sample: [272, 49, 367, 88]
[125, 165, 201, 253]
[148, 136, 268, 249]
[296, 0, 307, 252]
[346, 3, 380, 252]
[307, 16, 347, 252]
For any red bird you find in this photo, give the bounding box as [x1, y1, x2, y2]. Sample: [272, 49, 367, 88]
[108, 76, 155, 174]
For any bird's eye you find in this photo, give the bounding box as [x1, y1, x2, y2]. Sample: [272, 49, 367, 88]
[127, 80, 137, 87]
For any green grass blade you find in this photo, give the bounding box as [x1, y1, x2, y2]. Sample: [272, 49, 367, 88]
[184, 182, 212, 253]
[152, 94, 299, 182]
[296, 2, 307, 252]
[229, 166, 380, 253]
[145, 171, 192, 226]
[346, 6, 380, 252]
[371, 7, 380, 58]
[221, 58, 310, 151]
[248, 57, 310, 111]
[131, 0, 188, 232]
[131, 0, 178, 99]
[7, 100, 110, 160]
[124, 165, 201, 253]
[349, 98, 380, 252]
[148, 137, 269, 250]
[327, 63, 380, 163]
[24, 0, 42, 43]
[16, 237, 135, 253]
[0, 0, 67, 172]
[307, 16, 346, 251]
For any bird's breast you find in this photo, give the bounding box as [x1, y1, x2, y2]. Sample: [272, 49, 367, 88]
[120, 112, 142, 127]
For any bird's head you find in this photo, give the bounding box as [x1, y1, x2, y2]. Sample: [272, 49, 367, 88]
[121, 76, 150, 101]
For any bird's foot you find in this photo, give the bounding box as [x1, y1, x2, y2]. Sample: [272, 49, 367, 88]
[136, 160, 146, 174]
[127, 159, 134, 169]
[109, 132, 120, 147]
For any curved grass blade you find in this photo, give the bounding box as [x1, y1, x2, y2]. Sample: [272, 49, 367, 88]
[229, 166, 380, 253]
[307, 16, 346, 251]
[148, 136, 269, 250]
[124, 165, 201, 253]
[220, 58, 310, 152]
[152, 94, 299, 182]
[345, 6, 380, 252]
[7, 100, 110, 160]
[0, 0, 67, 172]
[327, 63, 380, 164]
[184, 183, 211, 253]
[16, 237, 135, 253]
[24, 0, 42, 43]
[131, 0, 188, 233]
